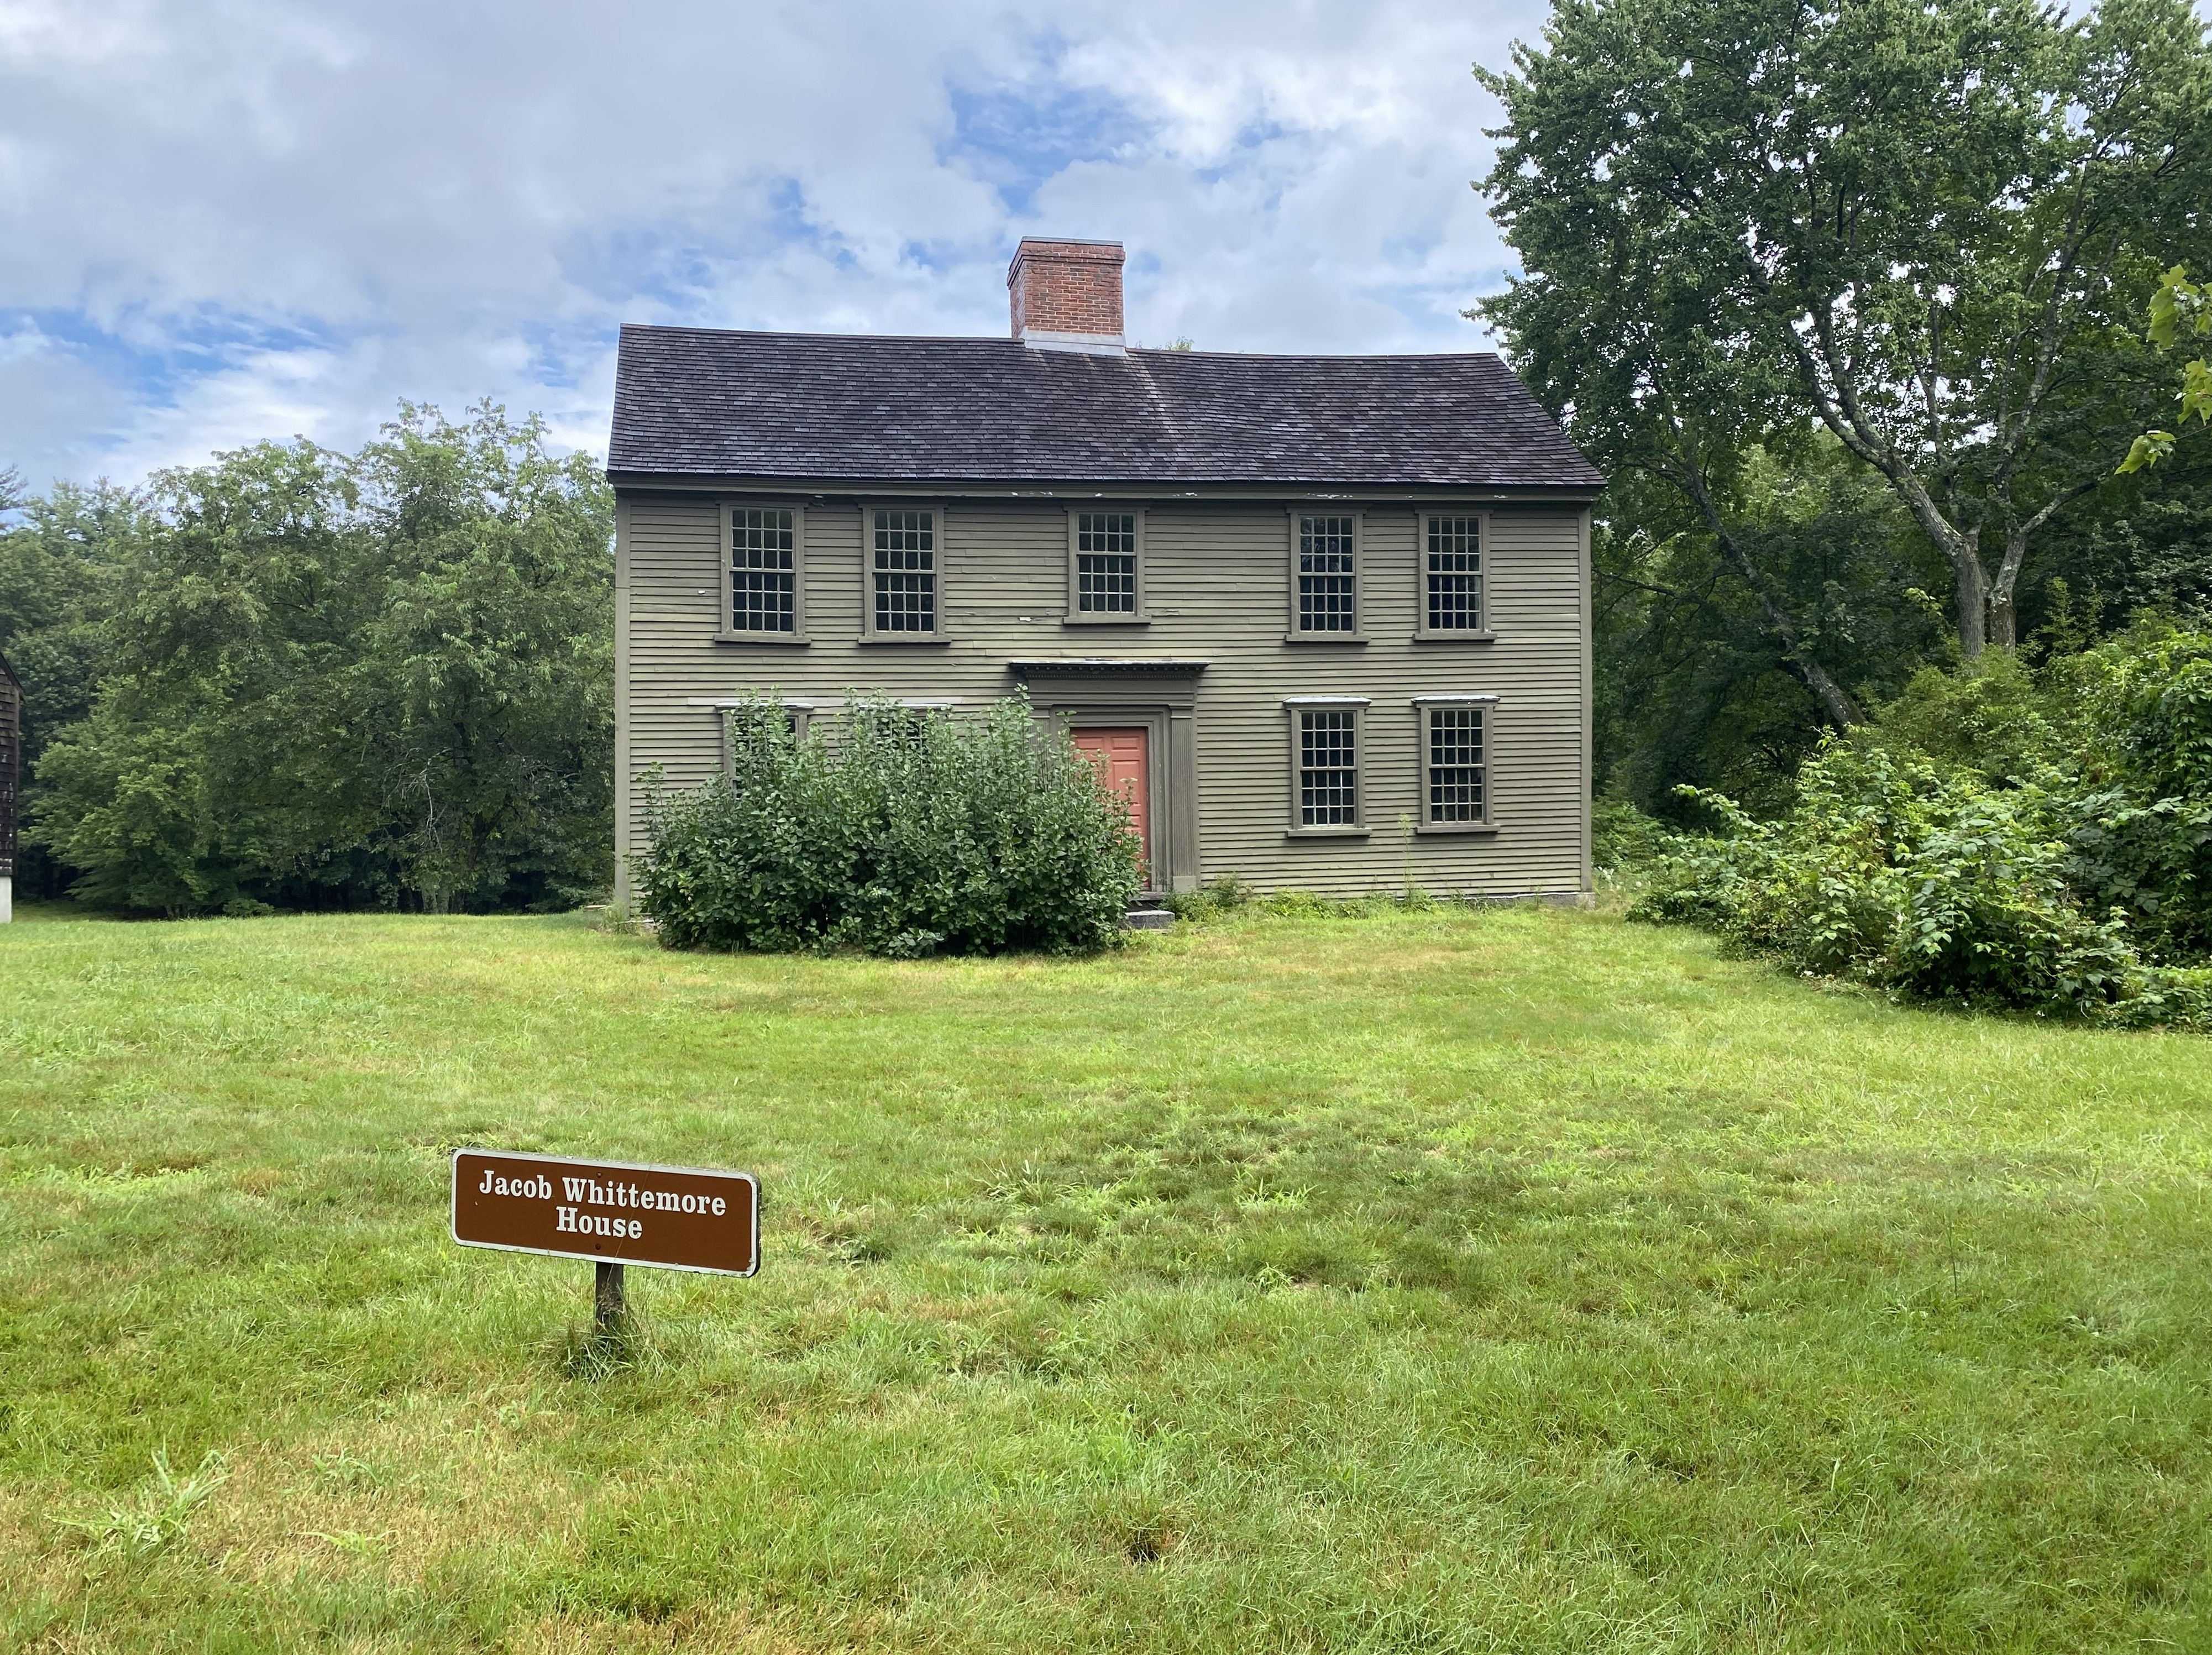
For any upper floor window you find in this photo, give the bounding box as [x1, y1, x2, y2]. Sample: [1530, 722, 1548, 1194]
[720, 502, 806, 643]
[1291, 513, 1361, 639]
[1071, 511, 1141, 620]
[866, 507, 942, 639]
[1418, 512, 1490, 638]
[731, 507, 796, 634]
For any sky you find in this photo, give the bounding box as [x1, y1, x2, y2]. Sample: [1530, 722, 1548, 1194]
[0, 0, 1548, 491]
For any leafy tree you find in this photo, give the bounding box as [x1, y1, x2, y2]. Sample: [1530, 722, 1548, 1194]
[2120, 265, 2212, 472]
[1596, 438, 1948, 813]
[28, 405, 612, 914]
[1480, 0, 2212, 659]
[344, 407, 616, 912]
[0, 477, 144, 897]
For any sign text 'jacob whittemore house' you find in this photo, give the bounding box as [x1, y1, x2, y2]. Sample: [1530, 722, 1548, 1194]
[607, 238, 1602, 902]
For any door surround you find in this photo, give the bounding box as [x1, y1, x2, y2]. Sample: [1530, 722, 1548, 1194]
[1010, 658, 1205, 893]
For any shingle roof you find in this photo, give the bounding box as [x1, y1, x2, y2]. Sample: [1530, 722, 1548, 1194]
[608, 326, 1602, 492]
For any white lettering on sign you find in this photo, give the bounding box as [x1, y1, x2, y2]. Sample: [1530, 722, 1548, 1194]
[551, 1175, 728, 1217]
[466, 1165, 736, 1245]
[478, 1169, 555, 1200]
[555, 1207, 644, 1238]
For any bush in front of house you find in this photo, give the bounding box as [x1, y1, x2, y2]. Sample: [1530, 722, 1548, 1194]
[631, 693, 1141, 957]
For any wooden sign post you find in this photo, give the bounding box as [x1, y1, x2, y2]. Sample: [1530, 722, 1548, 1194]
[452, 1149, 760, 1324]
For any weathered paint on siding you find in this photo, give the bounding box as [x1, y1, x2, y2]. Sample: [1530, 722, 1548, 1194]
[614, 493, 1590, 903]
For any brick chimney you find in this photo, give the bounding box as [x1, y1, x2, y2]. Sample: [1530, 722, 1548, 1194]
[1008, 238, 1126, 354]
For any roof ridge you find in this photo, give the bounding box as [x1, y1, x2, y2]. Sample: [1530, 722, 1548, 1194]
[617, 321, 1505, 364]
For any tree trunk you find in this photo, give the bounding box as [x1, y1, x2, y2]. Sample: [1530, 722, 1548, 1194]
[1989, 509, 2066, 652]
[1989, 589, 2019, 650]
[1953, 549, 1991, 659]
[1786, 645, 1863, 731]
[1714, 536, 1862, 726]
[1671, 455, 1862, 726]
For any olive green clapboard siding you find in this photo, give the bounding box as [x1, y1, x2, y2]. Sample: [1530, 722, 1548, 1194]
[614, 493, 1590, 902]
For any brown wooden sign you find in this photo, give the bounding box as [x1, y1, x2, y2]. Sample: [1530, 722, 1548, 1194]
[451, 1149, 759, 1277]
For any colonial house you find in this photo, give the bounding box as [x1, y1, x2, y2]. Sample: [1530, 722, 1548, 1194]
[607, 238, 1602, 904]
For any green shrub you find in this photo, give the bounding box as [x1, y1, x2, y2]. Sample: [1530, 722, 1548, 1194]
[2062, 629, 2212, 959]
[1593, 798, 1674, 871]
[1631, 627, 2212, 1026]
[1162, 873, 1255, 923]
[631, 694, 1141, 957]
[1870, 652, 2073, 785]
[1632, 741, 2157, 1020]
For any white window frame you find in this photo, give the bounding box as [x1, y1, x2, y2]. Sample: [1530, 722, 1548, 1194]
[1285, 509, 1366, 643]
[1411, 694, 1501, 834]
[859, 501, 950, 642]
[718, 499, 809, 644]
[1065, 506, 1147, 624]
[1414, 510, 1494, 641]
[1282, 695, 1371, 836]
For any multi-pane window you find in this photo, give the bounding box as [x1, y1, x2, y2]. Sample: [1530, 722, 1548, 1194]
[1426, 706, 1486, 823]
[1298, 709, 1359, 826]
[1076, 512, 1138, 613]
[1425, 515, 1483, 632]
[1296, 515, 1357, 633]
[872, 509, 936, 633]
[730, 507, 796, 632]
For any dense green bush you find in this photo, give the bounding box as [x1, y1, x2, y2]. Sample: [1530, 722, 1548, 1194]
[1875, 626, 2212, 960]
[1633, 746, 2148, 1014]
[631, 694, 1141, 957]
[1627, 627, 2212, 1026]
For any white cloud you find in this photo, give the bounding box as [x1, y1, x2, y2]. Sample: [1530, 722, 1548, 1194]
[0, 0, 1543, 487]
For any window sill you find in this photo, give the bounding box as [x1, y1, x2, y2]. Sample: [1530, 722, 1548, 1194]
[715, 631, 810, 645]
[1064, 614, 1150, 626]
[857, 634, 952, 645]
[1285, 826, 1371, 839]
[1412, 630, 1496, 643]
[1283, 631, 1369, 645]
[1415, 821, 1501, 836]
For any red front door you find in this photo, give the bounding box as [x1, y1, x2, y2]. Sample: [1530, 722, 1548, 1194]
[1071, 726, 1150, 874]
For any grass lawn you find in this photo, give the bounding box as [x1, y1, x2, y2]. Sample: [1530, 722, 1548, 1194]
[3, 900, 2210, 1652]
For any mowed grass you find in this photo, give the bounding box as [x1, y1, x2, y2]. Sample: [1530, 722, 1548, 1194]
[2, 902, 2210, 1653]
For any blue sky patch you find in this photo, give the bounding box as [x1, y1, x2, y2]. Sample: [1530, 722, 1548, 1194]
[945, 77, 1156, 217]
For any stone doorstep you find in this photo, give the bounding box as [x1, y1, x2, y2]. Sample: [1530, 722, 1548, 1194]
[1124, 908, 1175, 931]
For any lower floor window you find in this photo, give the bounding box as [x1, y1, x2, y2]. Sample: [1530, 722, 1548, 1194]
[1425, 705, 1485, 822]
[1298, 709, 1359, 826]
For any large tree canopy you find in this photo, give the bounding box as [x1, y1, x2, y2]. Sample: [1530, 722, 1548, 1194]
[22, 405, 613, 915]
[1480, 0, 2212, 664]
